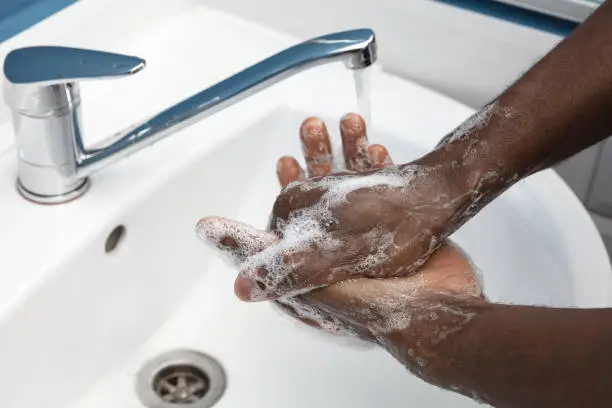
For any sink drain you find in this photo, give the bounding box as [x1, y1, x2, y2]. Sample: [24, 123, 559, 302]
[153, 364, 209, 404]
[136, 350, 226, 408]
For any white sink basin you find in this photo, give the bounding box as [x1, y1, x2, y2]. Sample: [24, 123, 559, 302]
[0, 1, 610, 407]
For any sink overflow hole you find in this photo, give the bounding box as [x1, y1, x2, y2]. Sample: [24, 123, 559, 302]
[105, 225, 126, 253]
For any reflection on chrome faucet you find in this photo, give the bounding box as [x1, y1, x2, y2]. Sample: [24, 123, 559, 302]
[2, 29, 377, 204]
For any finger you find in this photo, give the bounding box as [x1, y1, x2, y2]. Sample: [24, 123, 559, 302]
[297, 290, 377, 341]
[235, 230, 376, 302]
[277, 156, 305, 188]
[276, 296, 367, 338]
[195, 216, 278, 266]
[303, 279, 384, 327]
[368, 144, 394, 168]
[273, 299, 323, 329]
[340, 113, 371, 171]
[235, 226, 414, 302]
[300, 117, 333, 177]
[235, 242, 336, 301]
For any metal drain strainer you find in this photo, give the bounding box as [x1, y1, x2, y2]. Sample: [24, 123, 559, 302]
[136, 350, 226, 408]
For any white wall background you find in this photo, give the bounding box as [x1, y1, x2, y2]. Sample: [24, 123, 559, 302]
[204, 0, 562, 108]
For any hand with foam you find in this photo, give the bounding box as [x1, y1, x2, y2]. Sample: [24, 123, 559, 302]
[199, 113, 474, 302]
[196, 113, 485, 380]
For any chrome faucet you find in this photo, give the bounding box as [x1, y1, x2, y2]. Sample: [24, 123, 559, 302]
[2, 29, 376, 204]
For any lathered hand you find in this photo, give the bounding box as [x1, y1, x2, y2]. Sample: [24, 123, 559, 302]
[197, 113, 484, 383]
[199, 114, 473, 301]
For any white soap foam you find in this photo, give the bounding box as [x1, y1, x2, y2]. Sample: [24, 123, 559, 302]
[239, 166, 421, 297]
[196, 166, 485, 354]
[196, 216, 277, 266]
[446, 101, 498, 144]
[272, 297, 374, 350]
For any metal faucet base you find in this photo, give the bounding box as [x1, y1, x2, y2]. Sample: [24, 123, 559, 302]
[17, 178, 90, 205]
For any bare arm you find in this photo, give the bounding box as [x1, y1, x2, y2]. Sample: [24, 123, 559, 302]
[427, 0, 612, 204]
[386, 301, 612, 408]
[384, 9, 612, 404]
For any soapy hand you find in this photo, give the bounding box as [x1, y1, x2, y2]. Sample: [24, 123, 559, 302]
[196, 114, 484, 374]
[198, 113, 471, 302]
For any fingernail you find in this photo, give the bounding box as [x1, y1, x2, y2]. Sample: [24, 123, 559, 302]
[368, 145, 385, 161]
[368, 144, 392, 167]
[277, 156, 301, 173]
[299, 117, 326, 142]
[234, 276, 270, 302]
[340, 113, 366, 134]
[340, 112, 362, 122]
[277, 156, 304, 187]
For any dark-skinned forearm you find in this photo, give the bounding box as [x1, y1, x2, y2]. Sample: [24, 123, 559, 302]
[408, 1, 612, 240]
[495, 0, 612, 173]
[386, 302, 612, 408]
[422, 1, 612, 196]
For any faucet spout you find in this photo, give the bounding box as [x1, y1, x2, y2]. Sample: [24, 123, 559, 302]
[2, 28, 376, 203]
[77, 28, 376, 177]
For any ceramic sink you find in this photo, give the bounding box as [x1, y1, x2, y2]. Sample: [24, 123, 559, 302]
[0, 1, 610, 407]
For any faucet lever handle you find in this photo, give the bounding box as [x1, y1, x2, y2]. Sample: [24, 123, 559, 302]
[3, 46, 145, 85]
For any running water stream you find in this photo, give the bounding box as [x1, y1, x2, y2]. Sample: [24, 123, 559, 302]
[353, 66, 372, 129]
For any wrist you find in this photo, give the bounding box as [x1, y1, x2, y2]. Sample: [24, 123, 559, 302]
[377, 296, 491, 387]
[410, 105, 526, 234]
[402, 153, 481, 236]
[430, 97, 540, 191]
